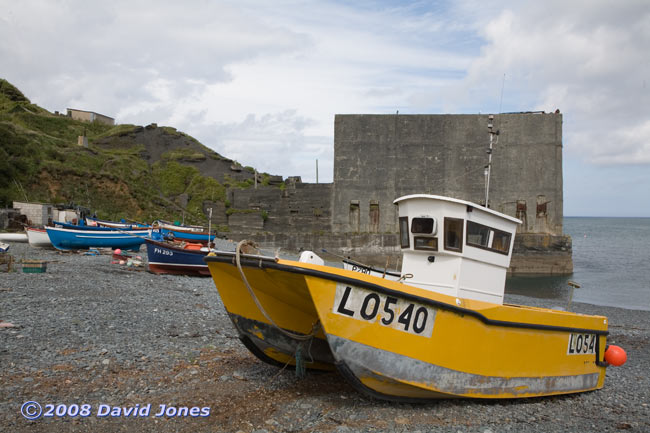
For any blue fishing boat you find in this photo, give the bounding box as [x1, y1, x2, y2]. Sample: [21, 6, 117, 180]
[145, 238, 210, 276]
[45, 226, 147, 251]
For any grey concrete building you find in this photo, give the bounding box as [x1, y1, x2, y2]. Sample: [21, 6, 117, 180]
[222, 112, 571, 274]
[332, 113, 563, 236]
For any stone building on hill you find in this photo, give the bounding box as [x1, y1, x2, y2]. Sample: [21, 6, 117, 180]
[66, 108, 114, 126]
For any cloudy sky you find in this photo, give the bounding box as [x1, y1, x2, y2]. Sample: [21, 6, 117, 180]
[1, 0, 648, 216]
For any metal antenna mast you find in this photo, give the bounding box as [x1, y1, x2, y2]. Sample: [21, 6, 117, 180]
[484, 115, 499, 208]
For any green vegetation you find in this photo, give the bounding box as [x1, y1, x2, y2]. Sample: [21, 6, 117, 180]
[223, 174, 256, 188]
[0, 79, 278, 224]
[90, 124, 139, 142]
[153, 160, 200, 196]
[161, 126, 194, 140]
[161, 148, 206, 162]
[185, 176, 226, 214]
[0, 79, 30, 103]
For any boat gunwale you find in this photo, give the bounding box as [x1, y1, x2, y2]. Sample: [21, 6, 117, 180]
[144, 238, 210, 256]
[46, 226, 147, 235]
[204, 252, 609, 336]
[25, 227, 47, 233]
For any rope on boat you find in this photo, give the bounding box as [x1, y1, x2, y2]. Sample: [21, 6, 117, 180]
[397, 273, 414, 283]
[294, 343, 307, 379]
[235, 240, 321, 377]
[235, 240, 320, 342]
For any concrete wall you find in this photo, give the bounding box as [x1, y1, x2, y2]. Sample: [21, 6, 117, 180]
[12, 202, 53, 226]
[509, 233, 573, 275]
[332, 113, 563, 235]
[225, 182, 333, 234]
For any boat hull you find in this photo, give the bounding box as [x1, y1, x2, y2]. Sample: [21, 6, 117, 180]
[25, 227, 52, 248]
[45, 227, 146, 251]
[0, 233, 28, 243]
[145, 239, 210, 276]
[204, 253, 335, 371]
[205, 253, 610, 400]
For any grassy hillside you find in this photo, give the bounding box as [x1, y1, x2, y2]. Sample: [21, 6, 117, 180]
[0, 79, 275, 225]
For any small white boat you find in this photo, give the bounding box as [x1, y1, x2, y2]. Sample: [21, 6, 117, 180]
[25, 227, 53, 248]
[154, 220, 207, 233]
[87, 217, 151, 229]
[0, 232, 28, 243]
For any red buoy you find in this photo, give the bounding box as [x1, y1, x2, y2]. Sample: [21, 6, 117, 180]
[604, 345, 627, 366]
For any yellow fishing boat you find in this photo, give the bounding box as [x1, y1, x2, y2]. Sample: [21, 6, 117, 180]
[205, 194, 626, 400]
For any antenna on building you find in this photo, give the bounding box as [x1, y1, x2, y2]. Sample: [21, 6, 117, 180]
[484, 115, 499, 208]
[316, 159, 319, 184]
[499, 73, 506, 113]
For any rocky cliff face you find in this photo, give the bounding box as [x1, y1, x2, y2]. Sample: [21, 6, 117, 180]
[93, 123, 255, 184]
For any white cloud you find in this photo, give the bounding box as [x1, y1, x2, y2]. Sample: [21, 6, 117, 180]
[1, 1, 479, 183]
[0, 1, 304, 115]
[206, 110, 331, 179]
[1, 0, 648, 213]
[588, 120, 650, 165]
[455, 1, 650, 165]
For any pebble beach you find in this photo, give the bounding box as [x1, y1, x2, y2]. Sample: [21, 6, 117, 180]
[1, 242, 649, 432]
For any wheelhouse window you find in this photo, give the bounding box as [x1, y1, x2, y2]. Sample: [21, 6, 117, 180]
[411, 217, 436, 235]
[467, 221, 490, 247]
[465, 221, 512, 255]
[399, 217, 410, 249]
[444, 218, 463, 252]
[414, 236, 438, 251]
[491, 229, 511, 254]
[410, 217, 437, 251]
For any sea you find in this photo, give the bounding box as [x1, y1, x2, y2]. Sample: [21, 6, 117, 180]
[506, 217, 650, 311]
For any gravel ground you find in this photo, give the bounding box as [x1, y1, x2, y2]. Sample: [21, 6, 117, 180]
[1, 242, 648, 433]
